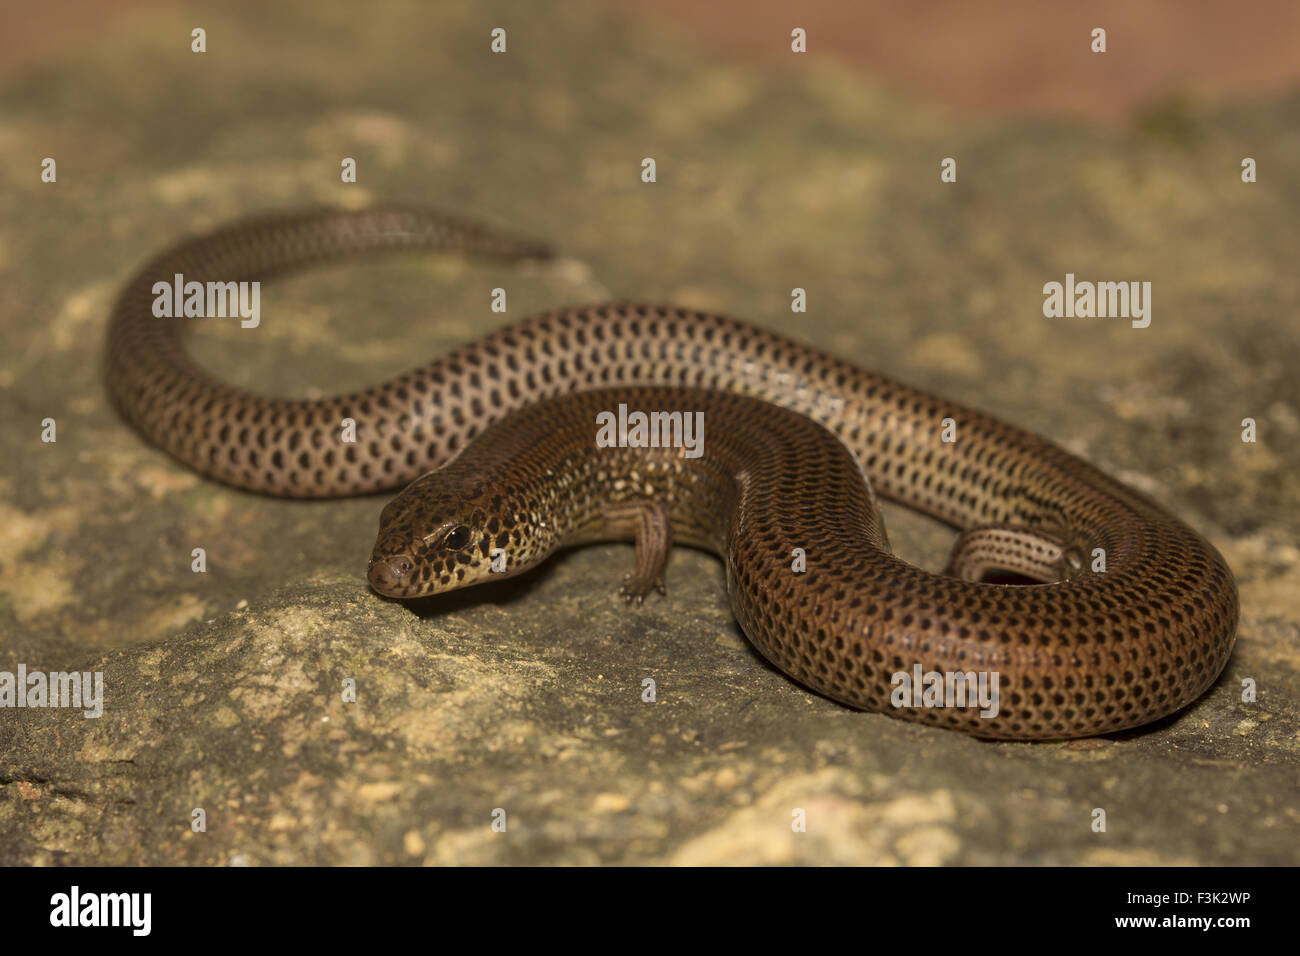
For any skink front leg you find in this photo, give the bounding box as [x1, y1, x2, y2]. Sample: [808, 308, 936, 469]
[601, 499, 673, 604]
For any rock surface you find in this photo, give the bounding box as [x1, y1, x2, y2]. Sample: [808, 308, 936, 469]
[0, 0, 1297, 864]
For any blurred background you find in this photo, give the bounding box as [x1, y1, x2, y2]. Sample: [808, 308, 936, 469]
[8, 0, 1300, 118]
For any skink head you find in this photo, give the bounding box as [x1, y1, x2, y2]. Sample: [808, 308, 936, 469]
[367, 465, 552, 599]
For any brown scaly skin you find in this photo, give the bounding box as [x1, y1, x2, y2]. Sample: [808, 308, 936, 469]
[107, 206, 1238, 739]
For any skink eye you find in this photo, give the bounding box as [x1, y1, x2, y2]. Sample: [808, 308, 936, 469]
[443, 525, 471, 550]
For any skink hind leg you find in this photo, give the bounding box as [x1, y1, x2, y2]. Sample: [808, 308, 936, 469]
[601, 500, 673, 604]
[944, 525, 1080, 584]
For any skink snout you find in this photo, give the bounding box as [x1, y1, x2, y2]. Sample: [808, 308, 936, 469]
[368, 552, 415, 596]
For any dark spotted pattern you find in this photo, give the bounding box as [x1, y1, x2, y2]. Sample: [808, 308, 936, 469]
[107, 207, 1238, 739]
